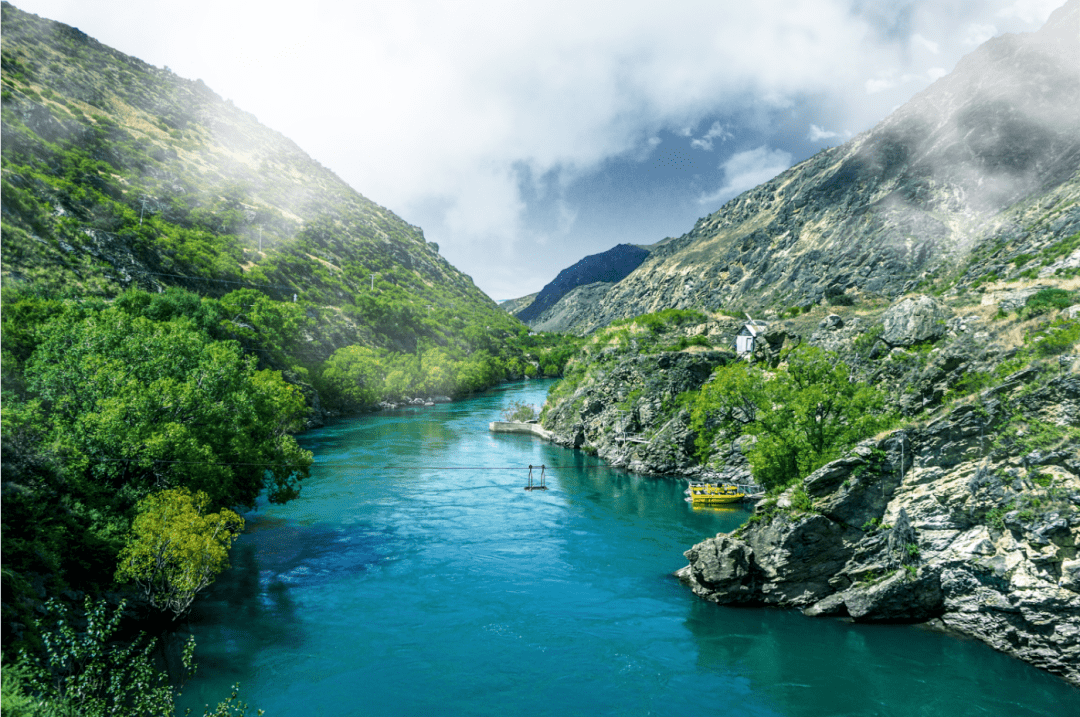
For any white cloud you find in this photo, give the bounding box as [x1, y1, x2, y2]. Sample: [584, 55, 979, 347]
[866, 68, 944, 95]
[9, 0, 1060, 298]
[866, 76, 899, 94]
[690, 122, 733, 151]
[912, 33, 940, 54]
[963, 23, 999, 47]
[996, 0, 1060, 24]
[699, 146, 793, 205]
[809, 124, 841, 141]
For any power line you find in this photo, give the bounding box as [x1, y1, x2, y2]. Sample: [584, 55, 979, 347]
[96, 458, 604, 471]
[136, 270, 295, 292]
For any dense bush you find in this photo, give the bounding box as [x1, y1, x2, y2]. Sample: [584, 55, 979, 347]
[1023, 287, 1077, 317]
[690, 346, 897, 490]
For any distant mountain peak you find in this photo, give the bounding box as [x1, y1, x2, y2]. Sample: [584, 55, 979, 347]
[515, 243, 650, 323]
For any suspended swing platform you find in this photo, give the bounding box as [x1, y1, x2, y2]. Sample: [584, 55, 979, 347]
[525, 464, 548, 491]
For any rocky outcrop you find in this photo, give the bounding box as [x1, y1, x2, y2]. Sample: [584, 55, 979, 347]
[541, 349, 736, 477]
[679, 374, 1080, 684]
[881, 295, 950, 347]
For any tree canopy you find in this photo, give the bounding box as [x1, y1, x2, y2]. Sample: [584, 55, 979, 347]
[691, 346, 896, 490]
[18, 306, 312, 509]
[116, 488, 244, 618]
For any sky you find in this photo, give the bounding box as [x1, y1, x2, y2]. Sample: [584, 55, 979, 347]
[9, 0, 1065, 300]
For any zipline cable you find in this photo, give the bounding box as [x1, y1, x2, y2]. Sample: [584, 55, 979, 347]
[95, 457, 610, 471]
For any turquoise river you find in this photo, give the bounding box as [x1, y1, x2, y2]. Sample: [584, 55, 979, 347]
[178, 380, 1078, 716]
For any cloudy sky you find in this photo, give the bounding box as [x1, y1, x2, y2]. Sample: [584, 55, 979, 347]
[12, 0, 1064, 299]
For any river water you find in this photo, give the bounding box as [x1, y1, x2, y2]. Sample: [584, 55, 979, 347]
[178, 380, 1077, 716]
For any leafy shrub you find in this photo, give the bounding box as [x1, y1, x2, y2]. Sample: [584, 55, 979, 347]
[790, 485, 814, 513]
[660, 334, 712, 351]
[500, 400, 538, 422]
[1024, 287, 1077, 317]
[13, 597, 261, 716]
[1030, 318, 1080, 357]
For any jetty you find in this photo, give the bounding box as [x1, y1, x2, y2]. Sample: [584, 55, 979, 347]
[489, 421, 554, 440]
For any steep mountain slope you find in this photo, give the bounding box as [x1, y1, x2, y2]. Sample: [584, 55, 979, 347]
[542, 0, 1080, 334]
[0, 1, 519, 359]
[514, 243, 650, 323]
[528, 281, 615, 334]
[499, 292, 538, 314]
[1, 3, 584, 665]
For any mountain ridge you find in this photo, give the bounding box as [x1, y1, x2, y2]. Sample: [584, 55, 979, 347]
[528, 0, 1080, 334]
[514, 242, 650, 323]
[0, 0, 503, 347]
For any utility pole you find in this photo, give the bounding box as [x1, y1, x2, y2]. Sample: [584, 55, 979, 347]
[370, 273, 377, 290]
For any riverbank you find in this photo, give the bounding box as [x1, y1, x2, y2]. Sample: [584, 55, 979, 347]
[535, 301, 1080, 686]
[489, 420, 554, 440]
[178, 380, 1080, 713]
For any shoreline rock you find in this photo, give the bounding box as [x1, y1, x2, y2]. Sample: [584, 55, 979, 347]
[679, 377, 1080, 685]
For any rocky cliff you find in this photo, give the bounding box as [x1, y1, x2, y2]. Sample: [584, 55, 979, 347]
[539, 310, 793, 480]
[536, 0, 1080, 335]
[679, 372, 1080, 685]
[539, 287, 1080, 682]
[542, 347, 732, 476]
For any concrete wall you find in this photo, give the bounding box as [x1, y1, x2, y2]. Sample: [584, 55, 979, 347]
[489, 421, 554, 440]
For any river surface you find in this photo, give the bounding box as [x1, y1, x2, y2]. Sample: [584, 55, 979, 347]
[179, 380, 1078, 716]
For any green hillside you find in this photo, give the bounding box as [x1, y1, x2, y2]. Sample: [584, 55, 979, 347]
[0, 2, 578, 690]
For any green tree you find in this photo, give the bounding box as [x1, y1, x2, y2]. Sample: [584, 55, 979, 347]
[21, 307, 312, 508]
[500, 400, 538, 422]
[116, 488, 243, 618]
[318, 345, 386, 409]
[692, 346, 895, 490]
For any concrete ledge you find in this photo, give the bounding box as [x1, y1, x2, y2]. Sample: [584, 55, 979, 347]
[489, 421, 554, 440]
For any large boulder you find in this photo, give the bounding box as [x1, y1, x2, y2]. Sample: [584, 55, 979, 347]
[881, 295, 950, 346]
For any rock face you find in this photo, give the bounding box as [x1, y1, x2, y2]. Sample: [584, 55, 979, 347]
[541, 349, 737, 477]
[679, 375, 1080, 685]
[881, 295, 950, 346]
[530, 282, 616, 335]
[516, 244, 650, 324]
[498, 293, 538, 315]
[529, 2, 1080, 335]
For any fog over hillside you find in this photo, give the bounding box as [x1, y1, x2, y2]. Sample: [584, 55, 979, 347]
[8, 0, 1066, 299]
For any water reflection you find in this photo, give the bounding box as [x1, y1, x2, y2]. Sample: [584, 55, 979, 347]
[177, 381, 1080, 715]
[185, 517, 401, 682]
[683, 593, 1072, 717]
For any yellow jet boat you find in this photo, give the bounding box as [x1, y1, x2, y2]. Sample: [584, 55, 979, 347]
[685, 483, 745, 505]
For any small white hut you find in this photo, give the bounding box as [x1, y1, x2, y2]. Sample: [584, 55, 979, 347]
[736, 316, 768, 354]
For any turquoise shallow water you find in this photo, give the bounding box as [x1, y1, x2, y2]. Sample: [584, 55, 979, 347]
[178, 380, 1078, 716]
